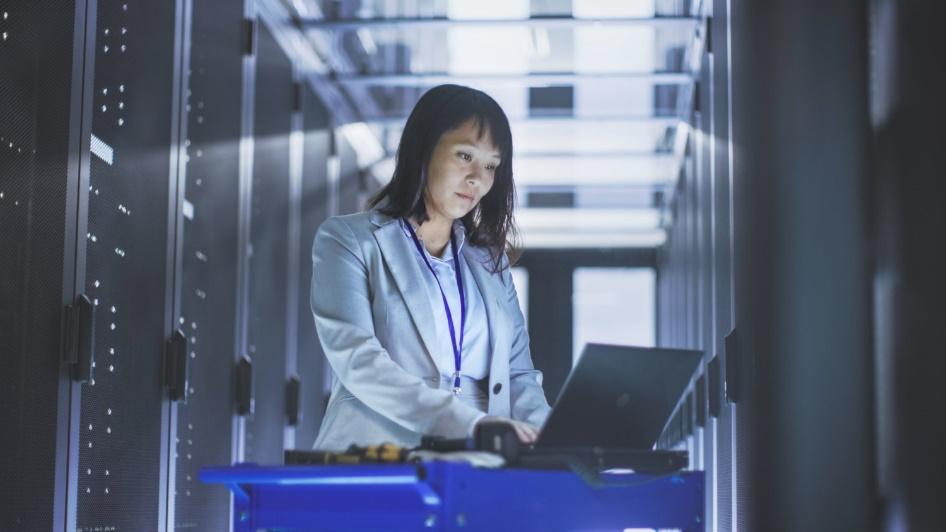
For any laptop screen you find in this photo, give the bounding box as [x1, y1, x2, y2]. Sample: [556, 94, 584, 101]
[536, 343, 702, 449]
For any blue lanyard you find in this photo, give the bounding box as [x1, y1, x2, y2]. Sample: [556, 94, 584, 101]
[403, 219, 467, 395]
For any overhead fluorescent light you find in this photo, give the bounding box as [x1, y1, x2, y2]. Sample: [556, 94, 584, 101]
[516, 207, 660, 231]
[575, 26, 656, 74]
[513, 155, 677, 186]
[369, 157, 396, 184]
[338, 122, 385, 169]
[520, 230, 666, 249]
[447, 27, 531, 74]
[447, 0, 529, 20]
[356, 28, 377, 55]
[516, 207, 664, 248]
[290, 0, 319, 18]
[573, 0, 656, 18]
[512, 120, 673, 154]
[531, 28, 551, 58]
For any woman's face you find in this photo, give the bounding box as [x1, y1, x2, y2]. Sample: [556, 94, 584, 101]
[424, 119, 501, 222]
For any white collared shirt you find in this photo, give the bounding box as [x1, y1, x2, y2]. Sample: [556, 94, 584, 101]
[399, 218, 491, 381]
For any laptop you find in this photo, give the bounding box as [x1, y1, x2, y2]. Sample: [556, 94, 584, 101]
[532, 343, 702, 450]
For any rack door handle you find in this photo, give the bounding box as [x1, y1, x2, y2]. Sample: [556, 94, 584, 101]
[236, 355, 253, 415]
[286, 376, 301, 426]
[164, 329, 188, 401]
[63, 294, 95, 383]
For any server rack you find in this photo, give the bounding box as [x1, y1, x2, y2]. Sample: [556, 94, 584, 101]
[73, 1, 183, 530]
[2, 0, 336, 528]
[294, 84, 332, 450]
[729, 1, 872, 529]
[242, 22, 295, 466]
[655, 2, 740, 531]
[712, 5, 741, 528]
[657, 0, 876, 530]
[0, 1, 92, 530]
[170, 0, 246, 529]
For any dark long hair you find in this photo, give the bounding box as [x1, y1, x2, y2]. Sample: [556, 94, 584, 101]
[367, 84, 519, 273]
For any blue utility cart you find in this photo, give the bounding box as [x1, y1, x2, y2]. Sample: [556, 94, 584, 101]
[201, 462, 703, 531]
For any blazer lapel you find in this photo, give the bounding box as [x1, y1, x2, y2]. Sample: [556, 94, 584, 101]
[371, 212, 444, 374]
[462, 245, 509, 367]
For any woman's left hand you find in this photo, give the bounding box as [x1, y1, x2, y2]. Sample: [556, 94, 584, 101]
[508, 419, 540, 444]
[475, 415, 540, 444]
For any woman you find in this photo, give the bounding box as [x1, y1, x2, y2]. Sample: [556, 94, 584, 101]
[310, 84, 550, 451]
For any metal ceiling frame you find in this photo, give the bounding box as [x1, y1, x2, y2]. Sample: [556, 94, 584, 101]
[284, 1, 709, 248]
[361, 114, 683, 126]
[514, 149, 676, 159]
[331, 71, 694, 87]
[299, 15, 700, 32]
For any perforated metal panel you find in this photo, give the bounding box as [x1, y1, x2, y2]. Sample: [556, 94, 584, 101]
[295, 84, 331, 449]
[75, 1, 178, 529]
[171, 0, 244, 528]
[243, 23, 293, 465]
[0, 1, 80, 530]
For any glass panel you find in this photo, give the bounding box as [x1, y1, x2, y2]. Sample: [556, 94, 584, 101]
[572, 268, 655, 365]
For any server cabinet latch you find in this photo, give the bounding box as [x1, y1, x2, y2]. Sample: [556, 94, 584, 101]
[62, 294, 96, 383]
[724, 328, 741, 403]
[236, 355, 254, 416]
[705, 16, 713, 54]
[164, 329, 189, 401]
[243, 17, 258, 57]
[286, 376, 301, 426]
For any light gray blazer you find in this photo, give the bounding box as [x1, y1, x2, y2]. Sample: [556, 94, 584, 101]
[310, 207, 551, 450]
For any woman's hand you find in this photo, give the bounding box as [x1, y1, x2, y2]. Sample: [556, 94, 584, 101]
[475, 415, 540, 444]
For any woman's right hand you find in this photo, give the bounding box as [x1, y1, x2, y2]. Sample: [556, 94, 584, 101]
[475, 415, 540, 444]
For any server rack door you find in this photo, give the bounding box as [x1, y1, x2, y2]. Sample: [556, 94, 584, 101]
[697, 27, 718, 531]
[170, 0, 244, 528]
[75, 1, 179, 529]
[243, 23, 293, 465]
[295, 85, 331, 450]
[0, 1, 88, 530]
[709, 3, 736, 531]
